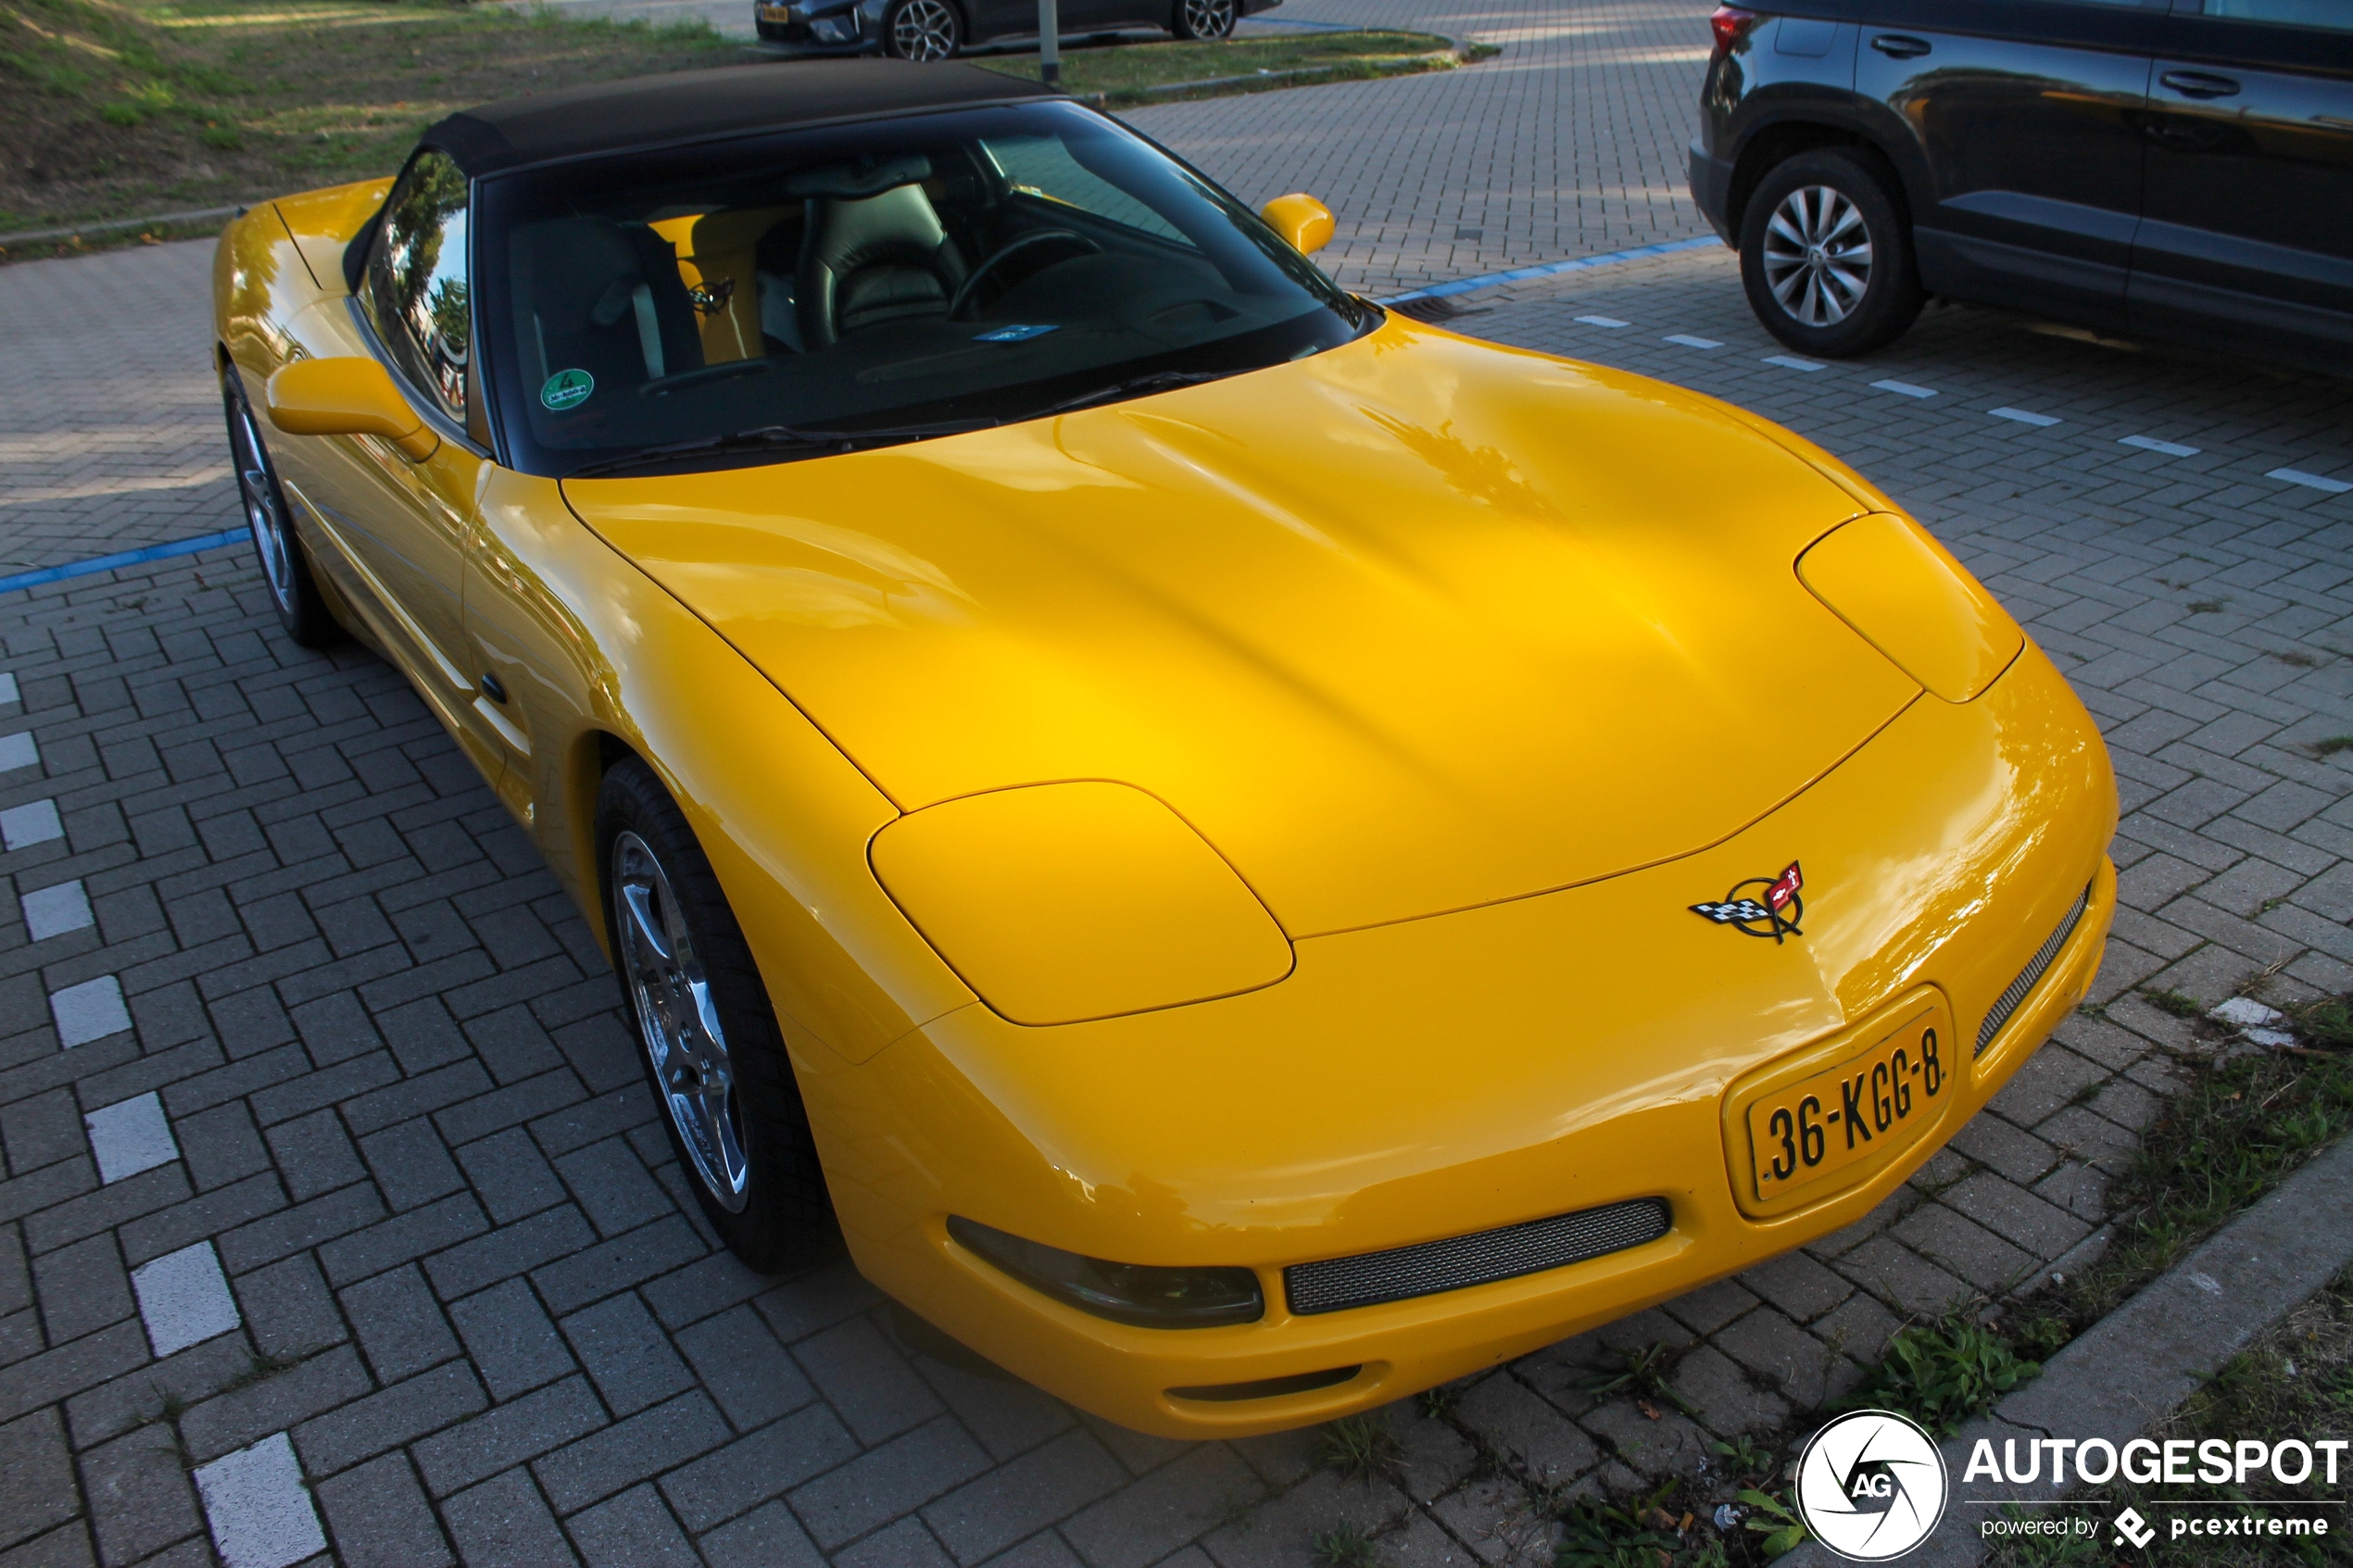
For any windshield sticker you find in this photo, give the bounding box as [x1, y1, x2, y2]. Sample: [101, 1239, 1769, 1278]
[972, 324, 1059, 344]
[541, 369, 595, 411]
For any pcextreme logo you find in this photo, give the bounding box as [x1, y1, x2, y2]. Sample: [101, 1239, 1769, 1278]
[1794, 1410, 1949, 1561]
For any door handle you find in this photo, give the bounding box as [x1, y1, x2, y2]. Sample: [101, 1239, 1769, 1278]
[1871, 33, 1931, 58]
[2159, 69, 2240, 99]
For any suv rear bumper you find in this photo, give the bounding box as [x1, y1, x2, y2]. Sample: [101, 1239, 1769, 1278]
[1689, 138, 1735, 244]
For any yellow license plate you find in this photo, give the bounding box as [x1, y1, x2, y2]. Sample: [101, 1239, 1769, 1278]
[1748, 997, 1955, 1201]
[757, 4, 792, 19]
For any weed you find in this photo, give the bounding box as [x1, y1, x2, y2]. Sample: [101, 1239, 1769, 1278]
[2276, 650, 2323, 668]
[1417, 1384, 1459, 1423]
[1709, 1436, 1775, 1483]
[2142, 986, 2207, 1020]
[1579, 1342, 1698, 1418]
[2290, 997, 2353, 1050]
[1554, 1489, 1681, 1568]
[2312, 735, 2353, 758]
[1311, 1526, 1382, 1568]
[2187, 599, 2227, 613]
[1837, 1315, 2039, 1436]
[1737, 1486, 1808, 1559]
[1316, 1413, 1406, 1485]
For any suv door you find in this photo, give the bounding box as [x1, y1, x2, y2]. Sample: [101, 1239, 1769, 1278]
[2132, 0, 2353, 368]
[1853, 0, 2166, 330]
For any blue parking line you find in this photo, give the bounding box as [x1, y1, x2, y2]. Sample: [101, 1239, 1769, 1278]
[0, 528, 247, 598]
[1378, 235, 1724, 306]
[1239, 14, 1360, 28]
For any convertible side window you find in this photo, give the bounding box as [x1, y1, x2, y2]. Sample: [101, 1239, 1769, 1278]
[362, 150, 472, 427]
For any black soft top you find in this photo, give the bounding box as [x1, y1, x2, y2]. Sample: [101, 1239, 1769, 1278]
[422, 59, 1062, 177]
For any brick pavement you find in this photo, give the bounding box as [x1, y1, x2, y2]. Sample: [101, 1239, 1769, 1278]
[6, 29, 2353, 1562]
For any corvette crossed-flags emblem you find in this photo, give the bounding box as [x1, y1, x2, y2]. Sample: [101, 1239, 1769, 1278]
[1691, 861, 1806, 942]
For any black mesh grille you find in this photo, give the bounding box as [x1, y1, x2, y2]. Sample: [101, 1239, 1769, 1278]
[1975, 882, 2094, 1059]
[1284, 1198, 1671, 1316]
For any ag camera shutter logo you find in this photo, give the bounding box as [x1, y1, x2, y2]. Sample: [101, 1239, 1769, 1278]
[1795, 1409, 1949, 1560]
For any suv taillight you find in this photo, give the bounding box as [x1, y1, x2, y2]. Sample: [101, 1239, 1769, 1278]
[1710, 6, 1758, 56]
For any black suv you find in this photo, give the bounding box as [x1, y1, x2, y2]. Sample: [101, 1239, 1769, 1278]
[1689, 0, 2353, 372]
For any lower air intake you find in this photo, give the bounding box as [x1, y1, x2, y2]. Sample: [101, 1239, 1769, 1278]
[1284, 1198, 1671, 1316]
[1975, 881, 2094, 1059]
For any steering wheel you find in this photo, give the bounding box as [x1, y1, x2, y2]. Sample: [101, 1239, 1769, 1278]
[948, 230, 1103, 321]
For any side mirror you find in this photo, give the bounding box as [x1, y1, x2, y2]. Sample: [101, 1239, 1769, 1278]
[1260, 193, 1335, 257]
[266, 358, 437, 461]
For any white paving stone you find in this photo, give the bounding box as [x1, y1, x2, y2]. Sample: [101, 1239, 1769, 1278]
[2270, 466, 2353, 495]
[1872, 379, 1938, 399]
[0, 671, 17, 704]
[0, 731, 35, 772]
[21, 879, 92, 940]
[2120, 433, 2199, 458]
[194, 1434, 327, 1568]
[132, 1241, 241, 1357]
[84, 1092, 178, 1183]
[50, 973, 131, 1046]
[0, 797, 62, 849]
[1664, 332, 1722, 348]
[2210, 997, 2285, 1029]
[1988, 406, 2062, 427]
[1765, 353, 1825, 371]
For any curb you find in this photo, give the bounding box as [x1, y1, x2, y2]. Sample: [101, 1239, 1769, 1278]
[1779, 1131, 2353, 1567]
[0, 206, 241, 251]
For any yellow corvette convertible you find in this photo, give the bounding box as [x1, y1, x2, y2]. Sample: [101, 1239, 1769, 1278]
[213, 60, 2117, 1436]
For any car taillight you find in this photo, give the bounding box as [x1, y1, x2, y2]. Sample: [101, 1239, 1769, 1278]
[1710, 6, 1758, 56]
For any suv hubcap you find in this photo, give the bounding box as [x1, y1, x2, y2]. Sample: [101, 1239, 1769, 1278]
[1182, 0, 1233, 33]
[1763, 184, 1872, 328]
[891, 0, 957, 57]
[613, 832, 751, 1211]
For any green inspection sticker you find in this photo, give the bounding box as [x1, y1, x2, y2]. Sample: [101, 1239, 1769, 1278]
[540, 369, 594, 411]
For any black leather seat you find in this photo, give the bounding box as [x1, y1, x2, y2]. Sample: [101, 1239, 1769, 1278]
[518, 219, 703, 396]
[796, 182, 968, 348]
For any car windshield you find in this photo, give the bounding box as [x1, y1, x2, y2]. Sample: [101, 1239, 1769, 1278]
[472, 100, 1375, 478]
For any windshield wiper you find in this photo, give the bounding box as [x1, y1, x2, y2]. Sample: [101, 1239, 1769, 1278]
[563, 417, 991, 480]
[1022, 368, 1247, 421]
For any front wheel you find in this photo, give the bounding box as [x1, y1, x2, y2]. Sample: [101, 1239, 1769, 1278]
[220, 365, 340, 648]
[883, 0, 962, 58]
[1172, 0, 1235, 38]
[597, 758, 837, 1273]
[1739, 149, 1922, 358]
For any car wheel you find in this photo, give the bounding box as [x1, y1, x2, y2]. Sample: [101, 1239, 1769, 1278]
[597, 757, 837, 1273]
[220, 365, 340, 648]
[884, 0, 961, 58]
[1739, 148, 1922, 358]
[1172, 0, 1235, 39]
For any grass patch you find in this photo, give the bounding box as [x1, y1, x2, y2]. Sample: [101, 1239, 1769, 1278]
[972, 29, 1475, 107]
[1989, 1266, 2353, 1566]
[1311, 1526, 1384, 1568]
[2018, 1006, 2353, 1355]
[1578, 1340, 1700, 1420]
[1316, 1412, 1406, 1484]
[2143, 986, 2208, 1020]
[1836, 1314, 2041, 1436]
[2313, 736, 2353, 758]
[0, 0, 752, 240]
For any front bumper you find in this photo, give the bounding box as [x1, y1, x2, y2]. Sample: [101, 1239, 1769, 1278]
[795, 643, 2117, 1436]
[754, 0, 878, 51]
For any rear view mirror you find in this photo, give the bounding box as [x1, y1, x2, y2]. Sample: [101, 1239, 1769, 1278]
[266, 358, 437, 460]
[1260, 193, 1335, 257]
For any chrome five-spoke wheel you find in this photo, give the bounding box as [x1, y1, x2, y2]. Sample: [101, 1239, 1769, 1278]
[887, 0, 960, 58]
[613, 830, 750, 1212]
[1760, 183, 1872, 329]
[229, 397, 297, 615]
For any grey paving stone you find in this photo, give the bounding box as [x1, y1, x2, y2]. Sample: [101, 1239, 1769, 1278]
[315, 1451, 456, 1568]
[1061, 1445, 1265, 1568]
[694, 1498, 827, 1568]
[441, 1469, 579, 1568]
[673, 1303, 814, 1431]
[569, 1483, 700, 1568]
[293, 1359, 487, 1478]
[532, 1390, 730, 1514]
[412, 1374, 609, 1499]
[559, 1291, 694, 1417]
[79, 1424, 201, 1568]
[787, 1414, 993, 1550]
[447, 1277, 576, 1402]
[231, 1253, 348, 1361]
[31, 1234, 132, 1345]
[358, 1118, 465, 1213]
[658, 1402, 858, 1534]
[922, 1426, 1131, 1563]
[836, 1517, 958, 1568]
[1459, 1372, 1599, 1485]
[0, 1408, 81, 1553]
[340, 1262, 461, 1384]
[792, 1313, 945, 1449]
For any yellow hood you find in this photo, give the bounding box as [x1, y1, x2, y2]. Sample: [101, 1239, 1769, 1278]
[562, 317, 1917, 936]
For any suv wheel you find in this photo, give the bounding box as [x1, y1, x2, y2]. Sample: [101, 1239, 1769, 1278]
[884, 0, 961, 57]
[598, 758, 837, 1273]
[1739, 149, 1922, 358]
[1173, 0, 1235, 39]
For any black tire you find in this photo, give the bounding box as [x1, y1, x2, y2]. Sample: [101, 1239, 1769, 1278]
[1171, 0, 1235, 39]
[596, 758, 837, 1273]
[1739, 148, 1922, 358]
[220, 364, 341, 648]
[882, 0, 962, 58]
